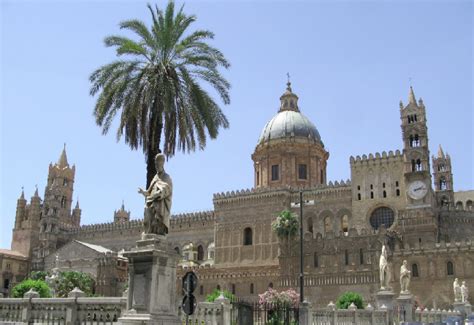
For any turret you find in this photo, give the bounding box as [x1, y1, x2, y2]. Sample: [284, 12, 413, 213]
[432, 145, 454, 206]
[114, 201, 130, 223]
[14, 188, 27, 229]
[29, 186, 42, 226]
[72, 200, 82, 227]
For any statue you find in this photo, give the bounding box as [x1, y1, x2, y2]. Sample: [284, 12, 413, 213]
[138, 153, 173, 236]
[461, 281, 469, 303]
[45, 255, 60, 297]
[400, 260, 411, 293]
[453, 278, 462, 302]
[379, 244, 390, 290]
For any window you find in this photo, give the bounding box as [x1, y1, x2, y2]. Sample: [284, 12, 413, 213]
[271, 165, 279, 181]
[174, 247, 180, 255]
[369, 207, 395, 230]
[456, 202, 463, 210]
[298, 164, 307, 180]
[438, 164, 446, 172]
[63, 179, 68, 186]
[256, 171, 260, 186]
[396, 181, 399, 187]
[217, 284, 221, 291]
[412, 159, 422, 171]
[243, 227, 253, 246]
[6, 263, 11, 270]
[344, 250, 349, 266]
[466, 200, 473, 210]
[61, 196, 66, 208]
[359, 249, 364, 265]
[447, 262, 454, 275]
[382, 183, 385, 188]
[341, 215, 349, 236]
[396, 189, 400, 197]
[231, 284, 236, 294]
[357, 193, 361, 200]
[250, 283, 254, 294]
[357, 185, 360, 190]
[314, 253, 319, 268]
[3, 279, 10, 289]
[268, 282, 273, 288]
[439, 178, 447, 191]
[412, 264, 419, 277]
[383, 191, 387, 198]
[370, 184, 373, 189]
[370, 192, 374, 199]
[197, 245, 204, 261]
[409, 134, 420, 147]
[441, 196, 449, 206]
[200, 285, 203, 295]
[320, 170, 324, 184]
[307, 217, 313, 234]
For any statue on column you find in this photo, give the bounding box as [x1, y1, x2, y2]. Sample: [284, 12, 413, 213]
[379, 244, 390, 290]
[453, 278, 462, 302]
[461, 281, 469, 303]
[138, 153, 173, 236]
[400, 260, 411, 293]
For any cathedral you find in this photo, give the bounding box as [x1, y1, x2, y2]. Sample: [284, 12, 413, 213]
[6, 83, 474, 307]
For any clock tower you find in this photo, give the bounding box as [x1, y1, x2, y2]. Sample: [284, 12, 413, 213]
[400, 87, 434, 207]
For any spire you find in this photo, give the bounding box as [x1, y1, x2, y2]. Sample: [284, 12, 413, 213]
[75, 198, 80, 209]
[34, 185, 39, 197]
[121, 200, 125, 211]
[20, 187, 25, 200]
[437, 145, 445, 159]
[279, 74, 299, 112]
[57, 143, 69, 168]
[408, 86, 417, 106]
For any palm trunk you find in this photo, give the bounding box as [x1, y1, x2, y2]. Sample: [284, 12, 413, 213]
[145, 100, 164, 188]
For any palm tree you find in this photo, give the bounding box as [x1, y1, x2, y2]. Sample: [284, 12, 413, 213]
[90, 1, 231, 186]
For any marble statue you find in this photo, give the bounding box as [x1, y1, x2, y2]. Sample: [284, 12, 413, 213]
[400, 260, 411, 293]
[138, 153, 173, 236]
[453, 278, 462, 302]
[461, 281, 469, 303]
[379, 244, 390, 290]
[45, 255, 60, 297]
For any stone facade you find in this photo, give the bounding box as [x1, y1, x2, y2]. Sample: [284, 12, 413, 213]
[0, 249, 28, 297]
[7, 84, 474, 307]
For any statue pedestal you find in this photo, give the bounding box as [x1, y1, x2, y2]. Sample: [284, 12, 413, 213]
[119, 234, 180, 325]
[453, 301, 472, 318]
[396, 292, 414, 322]
[376, 290, 395, 324]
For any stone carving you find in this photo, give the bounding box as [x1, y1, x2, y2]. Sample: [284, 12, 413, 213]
[138, 153, 173, 236]
[400, 260, 411, 293]
[453, 278, 462, 302]
[379, 244, 391, 290]
[461, 281, 469, 303]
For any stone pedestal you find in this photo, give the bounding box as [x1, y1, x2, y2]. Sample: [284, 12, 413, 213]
[396, 292, 414, 322]
[453, 301, 466, 316]
[119, 234, 180, 325]
[376, 290, 395, 324]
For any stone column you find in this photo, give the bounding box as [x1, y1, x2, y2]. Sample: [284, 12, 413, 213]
[119, 234, 180, 325]
[22, 288, 39, 323]
[298, 301, 312, 325]
[375, 290, 395, 324]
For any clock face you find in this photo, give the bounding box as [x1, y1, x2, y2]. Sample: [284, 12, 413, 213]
[407, 180, 428, 200]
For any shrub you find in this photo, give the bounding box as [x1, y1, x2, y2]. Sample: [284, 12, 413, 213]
[56, 271, 95, 297]
[258, 288, 300, 307]
[11, 279, 51, 298]
[30, 271, 48, 281]
[206, 289, 235, 302]
[336, 291, 364, 309]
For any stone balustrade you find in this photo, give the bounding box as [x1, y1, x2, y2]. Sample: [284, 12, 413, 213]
[178, 296, 231, 325]
[414, 307, 462, 324]
[307, 302, 389, 325]
[0, 288, 126, 324]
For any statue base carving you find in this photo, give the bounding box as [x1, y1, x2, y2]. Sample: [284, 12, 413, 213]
[396, 292, 414, 322]
[118, 235, 180, 325]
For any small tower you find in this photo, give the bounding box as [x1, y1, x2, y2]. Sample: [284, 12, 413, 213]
[14, 189, 27, 229]
[432, 145, 454, 206]
[72, 200, 82, 227]
[114, 201, 130, 223]
[400, 87, 433, 206]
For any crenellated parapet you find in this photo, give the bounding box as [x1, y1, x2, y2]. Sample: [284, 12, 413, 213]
[350, 150, 403, 166]
[70, 219, 143, 234]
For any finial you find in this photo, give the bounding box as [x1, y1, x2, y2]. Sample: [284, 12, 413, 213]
[20, 186, 25, 199]
[399, 100, 404, 109]
[34, 185, 39, 197]
[408, 86, 417, 105]
[121, 200, 125, 210]
[58, 143, 69, 168]
[286, 72, 292, 92]
[438, 145, 445, 159]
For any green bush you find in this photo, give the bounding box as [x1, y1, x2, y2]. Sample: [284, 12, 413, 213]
[336, 291, 364, 309]
[11, 279, 51, 298]
[30, 271, 48, 281]
[57, 271, 95, 297]
[205, 289, 235, 302]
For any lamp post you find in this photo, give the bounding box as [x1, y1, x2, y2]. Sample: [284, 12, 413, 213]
[291, 192, 314, 303]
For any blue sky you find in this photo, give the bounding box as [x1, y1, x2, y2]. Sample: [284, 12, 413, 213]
[1, 0, 472, 249]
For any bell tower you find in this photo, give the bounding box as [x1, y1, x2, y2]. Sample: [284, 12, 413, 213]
[400, 87, 434, 207]
[432, 145, 454, 206]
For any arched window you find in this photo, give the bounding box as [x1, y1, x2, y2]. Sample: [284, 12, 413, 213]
[447, 261, 454, 275]
[243, 227, 253, 246]
[250, 283, 254, 294]
[197, 245, 204, 261]
[61, 196, 66, 208]
[441, 196, 449, 206]
[412, 264, 419, 277]
[466, 200, 473, 210]
[359, 248, 364, 265]
[455, 202, 463, 210]
[216, 284, 221, 291]
[307, 217, 313, 234]
[439, 178, 447, 190]
[199, 285, 203, 295]
[324, 217, 332, 234]
[268, 282, 273, 288]
[416, 159, 422, 171]
[344, 250, 349, 266]
[314, 252, 319, 268]
[341, 215, 349, 236]
[231, 284, 236, 294]
[174, 247, 180, 255]
[383, 190, 387, 198]
[369, 207, 395, 230]
[320, 170, 324, 184]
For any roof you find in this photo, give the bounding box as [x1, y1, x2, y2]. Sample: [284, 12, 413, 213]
[0, 249, 28, 259]
[74, 240, 113, 254]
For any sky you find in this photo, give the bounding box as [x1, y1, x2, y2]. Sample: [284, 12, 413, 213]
[1, 0, 472, 249]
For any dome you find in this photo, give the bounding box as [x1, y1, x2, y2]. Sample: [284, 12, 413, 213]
[258, 110, 322, 145]
[257, 81, 323, 146]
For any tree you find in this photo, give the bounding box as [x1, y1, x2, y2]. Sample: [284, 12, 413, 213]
[11, 279, 51, 298]
[336, 291, 364, 309]
[90, 1, 231, 187]
[56, 271, 95, 298]
[29, 271, 48, 281]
